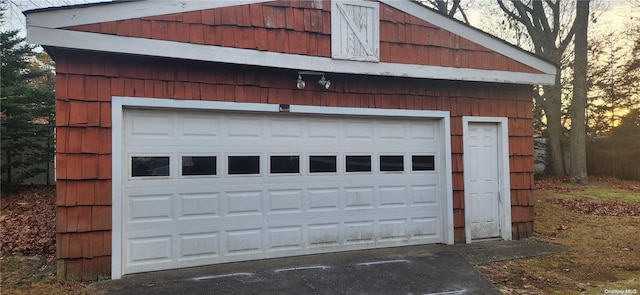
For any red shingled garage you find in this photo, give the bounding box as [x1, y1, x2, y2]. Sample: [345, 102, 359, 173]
[25, 0, 554, 280]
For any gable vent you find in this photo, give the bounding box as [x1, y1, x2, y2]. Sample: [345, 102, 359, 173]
[331, 1, 380, 62]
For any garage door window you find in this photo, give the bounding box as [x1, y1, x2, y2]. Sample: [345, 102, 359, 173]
[412, 155, 435, 171]
[380, 155, 404, 172]
[309, 156, 337, 173]
[228, 156, 260, 175]
[270, 156, 300, 174]
[131, 156, 170, 177]
[346, 155, 371, 172]
[182, 156, 216, 176]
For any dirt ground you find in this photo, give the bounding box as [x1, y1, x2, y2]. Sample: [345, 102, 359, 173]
[1, 177, 639, 294]
[478, 177, 640, 294]
[0, 186, 101, 295]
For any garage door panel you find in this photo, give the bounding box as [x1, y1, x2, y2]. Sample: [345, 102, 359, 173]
[225, 229, 263, 255]
[226, 116, 263, 138]
[127, 194, 172, 223]
[307, 119, 339, 139]
[225, 191, 262, 216]
[344, 187, 375, 209]
[178, 193, 220, 219]
[308, 223, 341, 246]
[307, 188, 340, 211]
[267, 226, 303, 251]
[410, 122, 437, 140]
[180, 116, 220, 138]
[268, 118, 303, 138]
[378, 218, 410, 241]
[379, 186, 409, 207]
[344, 221, 375, 244]
[128, 113, 173, 138]
[410, 185, 439, 205]
[345, 121, 373, 139]
[412, 217, 439, 238]
[266, 189, 304, 214]
[123, 109, 446, 274]
[379, 122, 407, 139]
[128, 236, 173, 265]
[178, 232, 220, 259]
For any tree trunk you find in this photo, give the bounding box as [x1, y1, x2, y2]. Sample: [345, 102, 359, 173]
[569, 0, 590, 184]
[544, 78, 566, 177]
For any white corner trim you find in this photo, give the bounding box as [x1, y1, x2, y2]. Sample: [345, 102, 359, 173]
[25, 0, 275, 29]
[461, 116, 512, 244]
[441, 114, 455, 245]
[110, 97, 124, 280]
[27, 27, 555, 85]
[380, 0, 556, 75]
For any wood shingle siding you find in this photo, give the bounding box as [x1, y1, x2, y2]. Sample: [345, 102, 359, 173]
[52, 48, 535, 280]
[64, 1, 540, 74]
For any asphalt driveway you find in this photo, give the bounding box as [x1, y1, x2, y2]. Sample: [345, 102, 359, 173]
[96, 240, 563, 294]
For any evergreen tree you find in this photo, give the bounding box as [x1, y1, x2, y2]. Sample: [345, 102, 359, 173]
[1, 13, 55, 184]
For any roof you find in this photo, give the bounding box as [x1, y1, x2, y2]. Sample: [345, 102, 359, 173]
[24, 0, 556, 85]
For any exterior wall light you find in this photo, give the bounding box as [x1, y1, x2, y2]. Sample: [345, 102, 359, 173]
[297, 71, 331, 90]
[318, 75, 331, 90]
[296, 74, 305, 89]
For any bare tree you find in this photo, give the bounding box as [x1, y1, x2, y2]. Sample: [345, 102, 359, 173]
[419, 0, 471, 24]
[569, 0, 590, 184]
[497, 0, 577, 177]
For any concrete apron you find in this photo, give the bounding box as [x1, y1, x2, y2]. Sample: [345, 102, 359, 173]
[97, 243, 507, 295]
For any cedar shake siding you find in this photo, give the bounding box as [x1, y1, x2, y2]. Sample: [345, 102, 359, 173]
[64, 1, 541, 74]
[54, 49, 534, 280]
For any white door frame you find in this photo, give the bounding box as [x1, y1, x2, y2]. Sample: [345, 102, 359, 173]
[111, 96, 455, 279]
[462, 116, 511, 244]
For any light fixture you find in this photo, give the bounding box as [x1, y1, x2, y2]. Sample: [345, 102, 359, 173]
[296, 71, 331, 90]
[318, 75, 331, 90]
[296, 74, 305, 89]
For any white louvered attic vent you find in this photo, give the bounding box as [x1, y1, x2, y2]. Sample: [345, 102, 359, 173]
[331, 1, 380, 62]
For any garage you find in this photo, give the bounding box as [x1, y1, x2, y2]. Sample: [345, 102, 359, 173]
[121, 105, 450, 274]
[25, 0, 555, 280]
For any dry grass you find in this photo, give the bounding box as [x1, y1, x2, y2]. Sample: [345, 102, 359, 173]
[478, 178, 640, 294]
[0, 254, 102, 295]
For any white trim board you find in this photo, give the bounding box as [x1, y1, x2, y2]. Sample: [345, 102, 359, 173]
[461, 116, 512, 244]
[25, 0, 275, 29]
[27, 27, 555, 85]
[111, 97, 455, 279]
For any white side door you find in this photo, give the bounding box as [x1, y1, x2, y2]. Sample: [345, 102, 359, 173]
[466, 122, 500, 240]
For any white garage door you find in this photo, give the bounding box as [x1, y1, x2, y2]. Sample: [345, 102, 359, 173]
[122, 108, 445, 274]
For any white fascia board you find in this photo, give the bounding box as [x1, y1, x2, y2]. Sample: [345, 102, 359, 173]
[28, 27, 554, 85]
[380, 0, 556, 75]
[25, 0, 274, 29]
